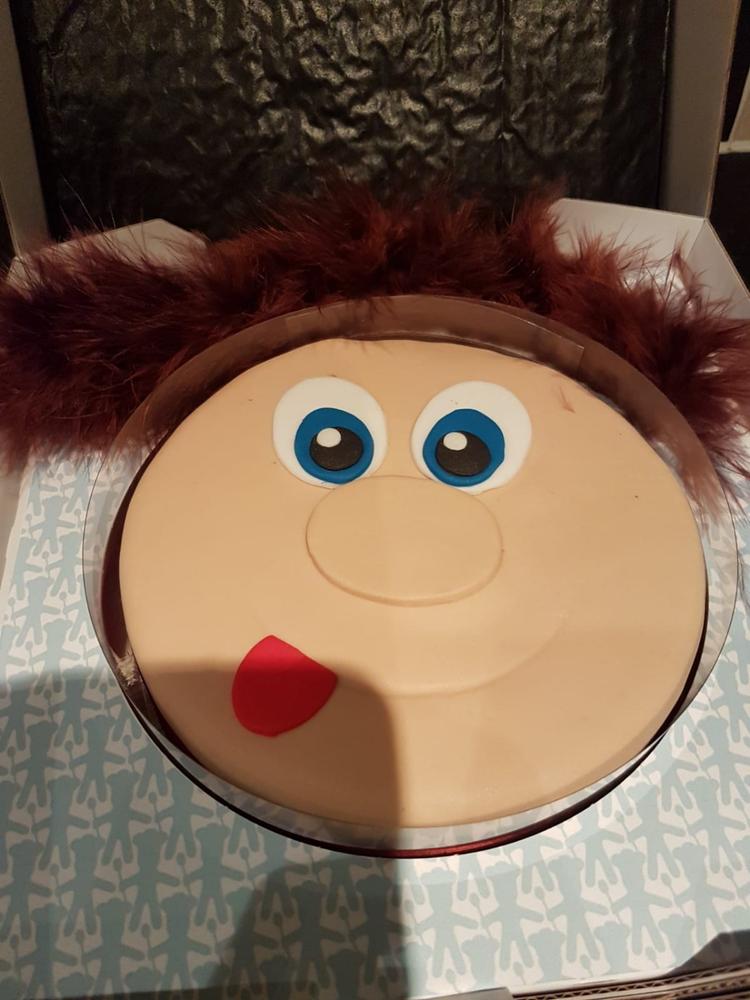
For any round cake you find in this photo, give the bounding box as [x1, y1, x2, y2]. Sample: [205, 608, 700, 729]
[118, 337, 706, 828]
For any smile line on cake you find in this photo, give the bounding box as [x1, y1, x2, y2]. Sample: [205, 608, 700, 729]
[228, 611, 572, 726]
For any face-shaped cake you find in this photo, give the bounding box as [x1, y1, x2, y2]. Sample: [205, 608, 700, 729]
[119, 338, 706, 827]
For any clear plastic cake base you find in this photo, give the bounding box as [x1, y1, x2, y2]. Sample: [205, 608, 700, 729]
[83, 296, 738, 857]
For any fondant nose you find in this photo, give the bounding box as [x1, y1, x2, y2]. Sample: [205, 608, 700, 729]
[305, 476, 502, 606]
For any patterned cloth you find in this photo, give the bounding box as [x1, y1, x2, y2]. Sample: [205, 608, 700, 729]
[0, 459, 749, 1000]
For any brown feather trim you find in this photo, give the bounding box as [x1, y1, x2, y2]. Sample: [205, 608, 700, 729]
[0, 183, 748, 482]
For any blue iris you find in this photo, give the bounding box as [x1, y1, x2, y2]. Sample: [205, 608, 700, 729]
[294, 407, 374, 484]
[423, 408, 505, 487]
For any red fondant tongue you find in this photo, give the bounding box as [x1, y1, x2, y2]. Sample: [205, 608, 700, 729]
[232, 636, 338, 737]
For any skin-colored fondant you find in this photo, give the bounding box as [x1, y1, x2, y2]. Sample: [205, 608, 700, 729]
[305, 476, 503, 605]
[119, 338, 706, 827]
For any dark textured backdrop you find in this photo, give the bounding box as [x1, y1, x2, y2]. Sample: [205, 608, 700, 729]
[0, 200, 12, 267]
[11, 0, 671, 240]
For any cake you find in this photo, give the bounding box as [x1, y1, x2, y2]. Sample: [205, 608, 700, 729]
[118, 336, 706, 828]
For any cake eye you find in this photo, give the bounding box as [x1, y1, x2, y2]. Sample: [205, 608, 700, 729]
[273, 378, 387, 486]
[295, 408, 373, 484]
[422, 409, 505, 486]
[412, 382, 531, 493]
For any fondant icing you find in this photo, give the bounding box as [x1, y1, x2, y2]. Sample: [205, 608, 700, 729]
[119, 337, 706, 827]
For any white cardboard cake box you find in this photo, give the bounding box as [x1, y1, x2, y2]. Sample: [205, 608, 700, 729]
[0, 203, 749, 1000]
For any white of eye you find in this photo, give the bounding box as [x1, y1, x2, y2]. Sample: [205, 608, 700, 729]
[272, 376, 388, 487]
[411, 381, 532, 493]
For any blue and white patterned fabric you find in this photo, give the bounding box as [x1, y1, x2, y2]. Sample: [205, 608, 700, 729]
[0, 458, 749, 1000]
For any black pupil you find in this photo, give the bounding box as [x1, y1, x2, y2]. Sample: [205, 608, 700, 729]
[310, 426, 363, 471]
[435, 432, 490, 478]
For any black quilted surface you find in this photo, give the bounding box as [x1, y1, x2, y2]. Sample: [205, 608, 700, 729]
[0, 200, 12, 269]
[11, 0, 670, 239]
